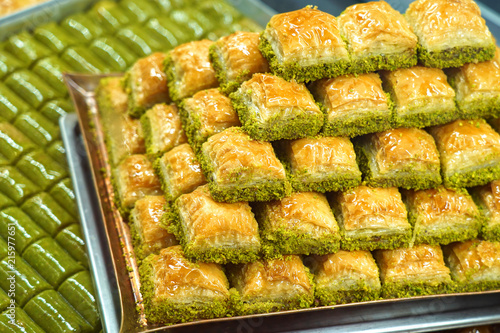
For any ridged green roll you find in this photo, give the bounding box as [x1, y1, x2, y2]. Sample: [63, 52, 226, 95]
[4, 31, 52, 65]
[46, 140, 68, 168]
[34, 22, 77, 53]
[58, 271, 100, 331]
[40, 99, 73, 124]
[120, 0, 159, 23]
[16, 151, 67, 191]
[0, 82, 31, 122]
[24, 290, 93, 333]
[32, 56, 73, 95]
[61, 46, 111, 74]
[91, 0, 136, 32]
[60, 13, 106, 43]
[0, 207, 48, 253]
[13, 111, 59, 147]
[0, 50, 25, 80]
[0, 307, 45, 333]
[49, 179, 77, 218]
[169, 9, 208, 39]
[145, 17, 190, 48]
[199, 0, 241, 26]
[0, 166, 41, 205]
[0, 193, 14, 211]
[0, 237, 7, 261]
[116, 25, 166, 57]
[55, 224, 88, 268]
[0, 288, 9, 312]
[0, 123, 36, 165]
[90, 36, 138, 71]
[4, 70, 61, 109]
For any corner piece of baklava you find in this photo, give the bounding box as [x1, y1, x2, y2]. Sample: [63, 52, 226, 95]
[470, 180, 500, 241]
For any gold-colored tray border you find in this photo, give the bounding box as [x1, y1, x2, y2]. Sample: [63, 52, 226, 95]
[64, 73, 500, 333]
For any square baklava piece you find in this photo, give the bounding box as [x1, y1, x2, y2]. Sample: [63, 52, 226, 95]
[471, 180, 500, 241]
[309, 73, 392, 137]
[209, 31, 269, 94]
[165, 40, 219, 103]
[255, 192, 340, 257]
[308, 250, 381, 305]
[376, 244, 453, 298]
[406, 0, 496, 68]
[330, 185, 411, 251]
[125, 52, 170, 118]
[403, 186, 482, 245]
[230, 73, 323, 141]
[228, 255, 314, 315]
[338, 1, 417, 73]
[180, 88, 241, 153]
[380, 66, 457, 128]
[140, 103, 187, 157]
[444, 239, 500, 292]
[154, 143, 207, 202]
[130, 195, 178, 260]
[167, 185, 260, 264]
[259, 6, 350, 82]
[429, 119, 500, 188]
[446, 47, 500, 120]
[355, 127, 441, 190]
[140, 246, 230, 324]
[199, 127, 290, 202]
[276, 136, 361, 193]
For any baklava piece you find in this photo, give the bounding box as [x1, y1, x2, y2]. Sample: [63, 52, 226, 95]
[180, 88, 241, 153]
[376, 244, 453, 298]
[230, 73, 323, 141]
[444, 239, 500, 292]
[125, 52, 170, 118]
[140, 246, 230, 324]
[355, 128, 441, 190]
[380, 66, 457, 128]
[140, 103, 187, 157]
[259, 6, 350, 82]
[471, 180, 500, 241]
[130, 196, 178, 260]
[309, 73, 392, 137]
[276, 136, 361, 193]
[167, 185, 260, 264]
[154, 143, 207, 202]
[403, 187, 482, 245]
[330, 186, 411, 251]
[429, 119, 500, 188]
[113, 154, 162, 213]
[308, 250, 381, 305]
[406, 0, 495, 68]
[446, 47, 500, 120]
[200, 127, 290, 202]
[227, 255, 314, 315]
[165, 40, 219, 103]
[255, 192, 340, 257]
[209, 31, 269, 94]
[338, 1, 418, 73]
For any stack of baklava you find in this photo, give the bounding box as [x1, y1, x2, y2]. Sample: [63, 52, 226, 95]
[96, 0, 500, 325]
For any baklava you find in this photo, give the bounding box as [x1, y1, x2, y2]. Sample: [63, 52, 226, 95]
[308, 250, 381, 305]
[405, 0, 496, 68]
[209, 31, 269, 94]
[429, 119, 500, 188]
[167, 185, 260, 264]
[380, 66, 457, 128]
[230, 73, 323, 141]
[330, 185, 412, 251]
[355, 128, 441, 189]
[259, 6, 350, 82]
[276, 136, 361, 193]
[255, 192, 340, 257]
[376, 244, 453, 298]
[471, 180, 500, 241]
[199, 127, 290, 202]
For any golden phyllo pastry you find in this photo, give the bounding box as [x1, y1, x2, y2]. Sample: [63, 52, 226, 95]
[228, 255, 314, 315]
[277, 136, 361, 192]
[259, 6, 350, 82]
[230, 73, 323, 141]
[380, 66, 457, 128]
[444, 239, 500, 292]
[429, 119, 500, 188]
[125, 52, 170, 118]
[405, 0, 495, 68]
[330, 185, 411, 251]
[165, 39, 218, 102]
[180, 88, 241, 153]
[308, 250, 381, 305]
[255, 192, 340, 257]
[403, 186, 482, 245]
[154, 143, 207, 202]
[355, 127, 441, 190]
[199, 127, 290, 202]
[309, 73, 392, 137]
[471, 180, 500, 241]
[130, 196, 178, 260]
[338, 1, 418, 73]
[139, 246, 230, 324]
[167, 185, 260, 264]
[209, 31, 269, 94]
[375, 244, 452, 298]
